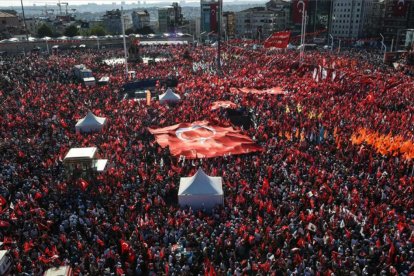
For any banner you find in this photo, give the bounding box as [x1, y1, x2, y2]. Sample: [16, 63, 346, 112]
[292, 0, 308, 24]
[148, 121, 262, 159]
[230, 87, 286, 95]
[264, 31, 291, 49]
[393, 0, 410, 17]
[210, 3, 219, 33]
[211, 101, 237, 111]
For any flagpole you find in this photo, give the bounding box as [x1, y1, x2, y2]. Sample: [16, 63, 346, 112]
[299, 1, 306, 63]
[217, 0, 222, 75]
[121, 6, 129, 79]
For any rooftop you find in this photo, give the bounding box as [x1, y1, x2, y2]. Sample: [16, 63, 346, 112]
[0, 11, 17, 18]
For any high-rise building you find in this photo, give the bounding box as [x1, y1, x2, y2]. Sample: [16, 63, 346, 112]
[132, 10, 150, 30]
[236, 7, 288, 39]
[200, 0, 220, 34]
[382, 0, 414, 45]
[329, 0, 374, 39]
[158, 3, 183, 33]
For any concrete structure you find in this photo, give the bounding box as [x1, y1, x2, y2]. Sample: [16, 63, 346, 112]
[235, 7, 288, 39]
[102, 9, 132, 35]
[158, 2, 183, 33]
[330, 0, 374, 39]
[0, 11, 21, 38]
[132, 10, 150, 30]
[223, 12, 236, 39]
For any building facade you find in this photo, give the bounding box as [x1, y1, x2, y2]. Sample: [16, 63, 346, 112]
[235, 7, 288, 39]
[0, 11, 21, 38]
[223, 11, 236, 39]
[329, 0, 374, 39]
[102, 9, 132, 35]
[382, 0, 414, 45]
[158, 2, 183, 33]
[132, 10, 150, 30]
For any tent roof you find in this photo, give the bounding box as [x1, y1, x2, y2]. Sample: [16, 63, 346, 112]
[76, 111, 106, 127]
[159, 88, 181, 101]
[64, 147, 97, 160]
[178, 168, 223, 195]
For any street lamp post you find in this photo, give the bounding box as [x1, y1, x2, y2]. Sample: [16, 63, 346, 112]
[380, 33, 387, 63]
[121, 6, 129, 79]
[329, 34, 334, 51]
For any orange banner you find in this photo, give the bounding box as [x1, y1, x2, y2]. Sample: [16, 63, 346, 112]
[351, 128, 414, 160]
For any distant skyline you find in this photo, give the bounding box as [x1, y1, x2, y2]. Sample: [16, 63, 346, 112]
[0, 0, 266, 7]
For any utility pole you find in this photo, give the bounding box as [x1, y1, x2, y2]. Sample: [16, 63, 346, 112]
[20, 0, 29, 41]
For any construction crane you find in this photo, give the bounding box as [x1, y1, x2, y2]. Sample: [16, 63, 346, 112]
[57, 0, 69, 15]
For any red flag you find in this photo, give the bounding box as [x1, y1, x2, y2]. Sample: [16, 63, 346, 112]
[97, 238, 105, 247]
[78, 179, 89, 191]
[292, 0, 308, 24]
[210, 3, 219, 33]
[393, 0, 409, 17]
[0, 195, 7, 206]
[120, 240, 130, 254]
[24, 240, 34, 253]
[0, 220, 10, 228]
[261, 178, 269, 193]
[264, 31, 291, 49]
[60, 118, 68, 128]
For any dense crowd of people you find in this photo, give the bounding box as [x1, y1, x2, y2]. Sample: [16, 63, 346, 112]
[0, 42, 413, 275]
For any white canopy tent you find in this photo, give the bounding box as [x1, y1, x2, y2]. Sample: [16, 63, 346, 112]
[159, 88, 181, 104]
[75, 111, 106, 133]
[178, 168, 223, 210]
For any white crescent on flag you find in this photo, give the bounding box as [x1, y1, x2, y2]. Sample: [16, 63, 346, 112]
[297, 0, 305, 13]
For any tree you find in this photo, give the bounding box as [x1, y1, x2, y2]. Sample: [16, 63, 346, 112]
[125, 28, 135, 35]
[64, 25, 79, 37]
[89, 26, 106, 36]
[37, 24, 53, 38]
[136, 26, 154, 35]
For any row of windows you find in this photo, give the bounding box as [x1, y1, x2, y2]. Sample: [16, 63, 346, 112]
[335, 2, 361, 7]
[333, 13, 360, 18]
[333, 8, 360, 13]
[333, 19, 360, 24]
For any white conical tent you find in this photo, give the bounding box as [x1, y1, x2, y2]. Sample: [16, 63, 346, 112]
[159, 88, 181, 104]
[75, 111, 107, 133]
[178, 168, 223, 210]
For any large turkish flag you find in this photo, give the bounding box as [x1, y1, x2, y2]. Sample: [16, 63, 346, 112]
[149, 121, 262, 159]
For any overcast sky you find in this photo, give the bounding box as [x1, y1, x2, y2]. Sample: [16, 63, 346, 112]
[0, 0, 237, 7]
